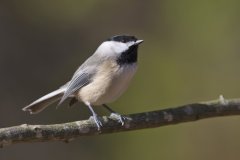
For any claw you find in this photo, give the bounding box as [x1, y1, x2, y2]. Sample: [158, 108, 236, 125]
[102, 104, 128, 126]
[110, 113, 128, 126]
[90, 115, 103, 130]
[86, 102, 103, 131]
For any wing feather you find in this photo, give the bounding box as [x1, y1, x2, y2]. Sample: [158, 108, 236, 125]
[58, 54, 101, 105]
[58, 72, 91, 105]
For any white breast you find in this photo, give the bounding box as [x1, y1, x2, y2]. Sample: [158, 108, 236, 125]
[77, 61, 137, 106]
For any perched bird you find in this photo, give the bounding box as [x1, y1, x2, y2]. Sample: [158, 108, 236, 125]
[22, 35, 143, 130]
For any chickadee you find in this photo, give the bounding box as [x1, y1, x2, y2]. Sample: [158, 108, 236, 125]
[22, 35, 143, 130]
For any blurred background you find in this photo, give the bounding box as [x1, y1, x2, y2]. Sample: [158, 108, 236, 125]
[1, 0, 240, 159]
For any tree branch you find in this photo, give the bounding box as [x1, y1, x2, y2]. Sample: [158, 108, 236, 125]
[1, 95, 240, 148]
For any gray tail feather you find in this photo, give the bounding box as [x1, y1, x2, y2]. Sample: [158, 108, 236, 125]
[22, 88, 65, 114]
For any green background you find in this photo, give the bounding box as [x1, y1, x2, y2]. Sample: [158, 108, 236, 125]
[0, 1, 240, 159]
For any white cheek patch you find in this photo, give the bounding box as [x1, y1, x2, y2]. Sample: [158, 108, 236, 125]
[111, 42, 128, 54]
[95, 41, 129, 57]
[95, 42, 114, 57]
[126, 41, 135, 47]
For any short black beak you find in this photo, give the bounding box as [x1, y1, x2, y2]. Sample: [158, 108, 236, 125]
[135, 40, 144, 45]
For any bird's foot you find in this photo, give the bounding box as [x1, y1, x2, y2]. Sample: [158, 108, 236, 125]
[90, 114, 103, 130]
[110, 113, 129, 126]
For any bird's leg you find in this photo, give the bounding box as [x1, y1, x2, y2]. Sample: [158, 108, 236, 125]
[86, 102, 103, 130]
[102, 104, 127, 126]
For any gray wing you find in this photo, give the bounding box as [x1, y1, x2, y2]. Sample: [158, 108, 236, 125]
[58, 54, 102, 105]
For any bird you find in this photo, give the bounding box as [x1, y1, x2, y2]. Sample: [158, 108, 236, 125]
[22, 35, 143, 130]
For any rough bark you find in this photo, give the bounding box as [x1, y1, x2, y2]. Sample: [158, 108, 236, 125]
[1, 95, 240, 148]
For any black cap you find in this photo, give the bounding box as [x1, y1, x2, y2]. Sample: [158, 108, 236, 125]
[107, 35, 138, 43]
